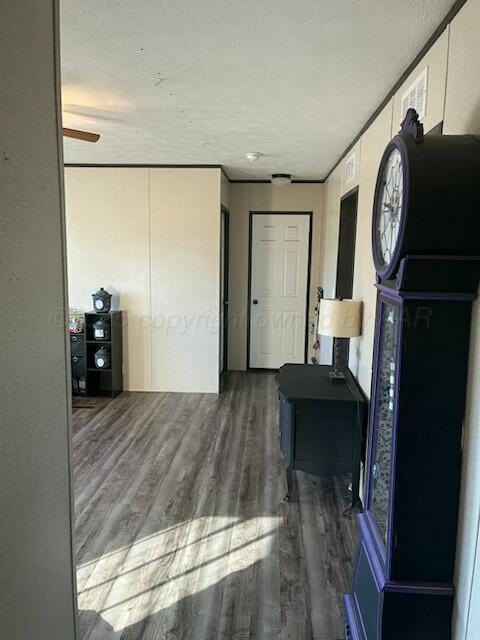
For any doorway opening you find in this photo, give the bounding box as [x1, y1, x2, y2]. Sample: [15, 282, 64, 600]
[334, 188, 358, 369]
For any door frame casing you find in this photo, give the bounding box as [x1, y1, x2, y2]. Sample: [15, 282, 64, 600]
[247, 211, 313, 370]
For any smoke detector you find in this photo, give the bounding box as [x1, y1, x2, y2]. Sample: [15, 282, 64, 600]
[271, 173, 292, 186]
[246, 152, 262, 162]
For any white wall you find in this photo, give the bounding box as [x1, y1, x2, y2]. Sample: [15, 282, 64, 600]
[318, 1, 480, 636]
[228, 182, 323, 370]
[65, 167, 221, 393]
[0, 1, 77, 637]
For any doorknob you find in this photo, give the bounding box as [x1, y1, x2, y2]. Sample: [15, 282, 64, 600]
[252, 299, 258, 305]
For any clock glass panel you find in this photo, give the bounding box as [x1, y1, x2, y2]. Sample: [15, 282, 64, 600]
[370, 301, 399, 546]
[376, 148, 404, 268]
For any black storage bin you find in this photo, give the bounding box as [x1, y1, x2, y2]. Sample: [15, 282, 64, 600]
[70, 333, 85, 356]
[72, 355, 86, 377]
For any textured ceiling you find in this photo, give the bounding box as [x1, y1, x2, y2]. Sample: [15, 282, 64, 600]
[60, 0, 456, 179]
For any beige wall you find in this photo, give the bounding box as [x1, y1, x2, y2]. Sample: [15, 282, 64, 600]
[65, 167, 222, 393]
[317, 166, 341, 364]
[349, 101, 393, 392]
[1, 1, 77, 637]
[66, 173, 322, 381]
[149, 169, 221, 393]
[228, 182, 323, 370]
[391, 29, 449, 139]
[443, 3, 480, 638]
[65, 168, 152, 391]
[221, 172, 230, 208]
[319, 1, 480, 637]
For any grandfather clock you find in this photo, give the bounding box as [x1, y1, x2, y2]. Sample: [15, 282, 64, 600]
[344, 110, 480, 640]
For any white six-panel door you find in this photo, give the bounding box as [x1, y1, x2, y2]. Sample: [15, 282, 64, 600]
[249, 213, 311, 369]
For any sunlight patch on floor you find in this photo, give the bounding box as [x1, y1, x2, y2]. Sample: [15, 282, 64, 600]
[77, 515, 280, 632]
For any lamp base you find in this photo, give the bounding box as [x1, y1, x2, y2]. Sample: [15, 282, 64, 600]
[330, 339, 347, 382]
[329, 369, 346, 383]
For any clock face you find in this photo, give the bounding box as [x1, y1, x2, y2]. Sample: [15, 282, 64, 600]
[375, 147, 404, 270]
[95, 299, 104, 310]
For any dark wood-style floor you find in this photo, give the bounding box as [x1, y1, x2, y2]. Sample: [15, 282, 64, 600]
[73, 372, 357, 640]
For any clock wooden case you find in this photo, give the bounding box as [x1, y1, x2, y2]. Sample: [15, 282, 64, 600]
[344, 110, 480, 640]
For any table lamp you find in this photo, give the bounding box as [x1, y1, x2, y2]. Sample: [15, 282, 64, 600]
[317, 298, 362, 382]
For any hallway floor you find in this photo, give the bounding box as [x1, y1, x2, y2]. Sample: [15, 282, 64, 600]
[73, 372, 357, 640]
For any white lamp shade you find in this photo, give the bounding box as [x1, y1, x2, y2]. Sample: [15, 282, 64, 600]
[317, 299, 362, 338]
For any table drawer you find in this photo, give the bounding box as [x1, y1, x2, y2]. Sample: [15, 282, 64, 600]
[294, 403, 354, 471]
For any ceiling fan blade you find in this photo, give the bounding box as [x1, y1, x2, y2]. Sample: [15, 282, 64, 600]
[62, 127, 100, 143]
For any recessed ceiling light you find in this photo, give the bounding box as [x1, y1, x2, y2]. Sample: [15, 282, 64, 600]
[246, 152, 262, 162]
[271, 173, 292, 186]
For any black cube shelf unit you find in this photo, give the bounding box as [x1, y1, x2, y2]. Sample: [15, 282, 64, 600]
[84, 311, 123, 398]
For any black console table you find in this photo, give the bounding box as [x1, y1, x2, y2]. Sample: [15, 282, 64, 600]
[277, 364, 366, 507]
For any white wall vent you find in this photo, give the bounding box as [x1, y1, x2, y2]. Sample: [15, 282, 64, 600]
[402, 67, 429, 120]
[345, 153, 356, 185]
